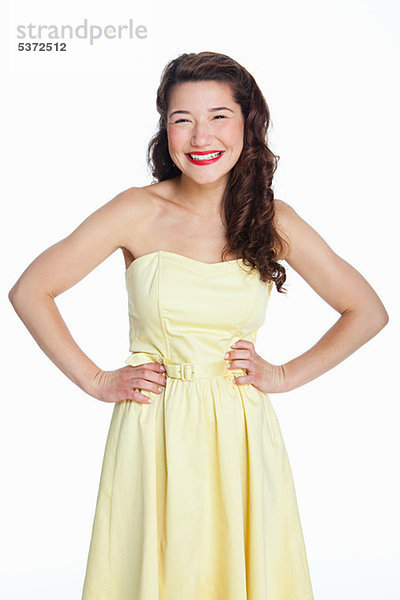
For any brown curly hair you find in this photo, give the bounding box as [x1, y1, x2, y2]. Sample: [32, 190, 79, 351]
[146, 51, 289, 293]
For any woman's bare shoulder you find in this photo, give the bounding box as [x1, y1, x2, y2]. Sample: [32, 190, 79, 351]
[115, 182, 176, 258]
[272, 198, 326, 262]
[113, 184, 157, 213]
[273, 198, 295, 221]
[114, 181, 173, 218]
[272, 198, 295, 261]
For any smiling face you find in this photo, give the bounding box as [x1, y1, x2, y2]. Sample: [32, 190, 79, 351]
[166, 80, 245, 185]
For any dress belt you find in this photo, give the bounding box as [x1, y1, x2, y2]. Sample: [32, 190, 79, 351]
[124, 351, 246, 381]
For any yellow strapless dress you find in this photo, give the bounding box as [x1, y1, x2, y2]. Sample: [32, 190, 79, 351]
[81, 250, 314, 600]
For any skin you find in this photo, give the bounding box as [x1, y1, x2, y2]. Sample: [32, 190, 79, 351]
[8, 81, 389, 404]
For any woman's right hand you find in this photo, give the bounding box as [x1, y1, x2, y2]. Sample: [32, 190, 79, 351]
[90, 363, 167, 404]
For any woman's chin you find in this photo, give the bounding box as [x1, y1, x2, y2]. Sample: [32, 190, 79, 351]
[180, 169, 231, 186]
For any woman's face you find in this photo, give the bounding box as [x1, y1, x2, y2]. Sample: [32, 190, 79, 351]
[166, 80, 245, 185]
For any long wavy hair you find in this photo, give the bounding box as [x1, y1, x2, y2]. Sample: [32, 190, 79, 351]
[146, 51, 289, 293]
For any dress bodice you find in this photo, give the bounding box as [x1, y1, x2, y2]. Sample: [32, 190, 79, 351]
[123, 250, 273, 368]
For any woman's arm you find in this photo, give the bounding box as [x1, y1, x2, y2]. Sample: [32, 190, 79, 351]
[274, 199, 389, 392]
[8, 188, 143, 398]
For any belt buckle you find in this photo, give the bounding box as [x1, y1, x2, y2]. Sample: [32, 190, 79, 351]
[180, 363, 194, 381]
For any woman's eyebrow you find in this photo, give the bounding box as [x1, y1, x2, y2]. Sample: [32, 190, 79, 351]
[168, 106, 234, 118]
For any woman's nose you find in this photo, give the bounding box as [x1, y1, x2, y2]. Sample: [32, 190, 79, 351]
[190, 121, 213, 146]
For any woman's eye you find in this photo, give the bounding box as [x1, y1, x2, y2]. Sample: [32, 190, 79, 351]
[213, 115, 226, 119]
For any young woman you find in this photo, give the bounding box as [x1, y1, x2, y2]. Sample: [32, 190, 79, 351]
[9, 51, 389, 600]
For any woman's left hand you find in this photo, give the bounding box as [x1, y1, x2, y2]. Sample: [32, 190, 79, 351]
[224, 339, 287, 394]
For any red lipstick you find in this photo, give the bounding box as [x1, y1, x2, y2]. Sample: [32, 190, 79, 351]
[185, 150, 224, 166]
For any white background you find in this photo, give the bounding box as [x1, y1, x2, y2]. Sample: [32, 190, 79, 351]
[2, 0, 399, 598]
